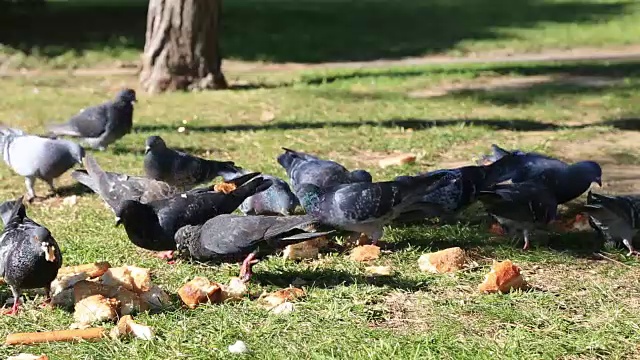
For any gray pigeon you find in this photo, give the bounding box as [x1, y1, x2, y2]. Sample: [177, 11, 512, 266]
[584, 191, 640, 256]
[144, 135, 242, 188]
[47, 88, 136, 150]
[72, 154, 182, 212]
[0, 127, 85, 200]
[277, 147, 372, 192]
[223, 170, 299, 216]
[296, 172, 451, 244]
[0, 198, 62, 314]
[477, 144, 602, 204]
[477, 181, 558, 250]
[114, 172, 272, 252]
[175, 214, 334, 281]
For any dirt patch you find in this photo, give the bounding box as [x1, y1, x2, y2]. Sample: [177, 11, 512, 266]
[550, 134, 640, 194]
[407, 74, 621, 99]
[375, 292, 432, 332]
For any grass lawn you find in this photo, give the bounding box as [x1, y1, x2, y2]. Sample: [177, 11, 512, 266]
[0, 58, 639, 359]
[1, 0, 640, 69]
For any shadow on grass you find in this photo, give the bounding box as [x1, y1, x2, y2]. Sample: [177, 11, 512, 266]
[134, 117, 562, 134]
[251, 268, 426, 291]
[0, 0, 631, 63]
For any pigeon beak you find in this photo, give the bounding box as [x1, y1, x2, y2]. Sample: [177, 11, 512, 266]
[41, 242, 56, 262]
[144, 146, 150, 154]
[115, 216, 122, 227]
[595, 177, 602, 187]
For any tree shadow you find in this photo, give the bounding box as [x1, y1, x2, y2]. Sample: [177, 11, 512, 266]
[133, 117, 561, 134]
[0, 0, 631, 63]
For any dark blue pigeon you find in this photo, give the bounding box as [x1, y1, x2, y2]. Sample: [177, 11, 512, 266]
[174, 214, 334, 281]
[583, 191, 640, 256]
[223, 170, 299, 216]
[144, 135, 242, 188]
[277, 148, 372, 192]
[296, 172, 451, 244]
[392, 159, 517, 222]
[48, 88, 136, 150]
[478, 181, 558, 250]
[477, 144, 602, 204]
[0, 198, 62, 314]
[114, 172, 272, 253]
[72, 154, 183, 213]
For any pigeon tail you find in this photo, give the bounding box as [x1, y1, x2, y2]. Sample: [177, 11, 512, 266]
[46, 123, 82, 137]
[0, 199, 18, 227]
[205, 160, 243, 181]
[230, 177, 273, 202]
[71, 170, 100, 194]
[0, 127, 24, 160]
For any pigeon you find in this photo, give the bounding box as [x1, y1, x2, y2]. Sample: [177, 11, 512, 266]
[392, 158, 518, 222]
[114, 172, 272, 252]
[174, 214, 334, 281]
[277, 147, 372, 192]
[223, 170, 299, 216]
[477, 181, 558, 250]
[296, 171, 451, 244]
[0, 198, 62, 314]
[47, 88, 136, 150]
[583, 191, 640, 256]
[0, 127, 85, 200]
[72, 154, 182, 212]
[477, 144, 602, 204]
[143, 135, 242, 188]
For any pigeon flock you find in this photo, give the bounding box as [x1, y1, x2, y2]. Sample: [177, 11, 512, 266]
[0, 88, 636, 314]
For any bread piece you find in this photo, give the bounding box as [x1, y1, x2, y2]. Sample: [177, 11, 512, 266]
[478, 260, 527, 293]
[178, 277, 223, 309]
[418, 247, 467, 273]
[258, 287, 305, 309]
[349, 245, 381, 262]
[57, 262, 111, 278]
[213, 182, 237, 194]
[282, 237, 329, 260]
[72, 295, 119, 326]
[101, 266, 151, 294]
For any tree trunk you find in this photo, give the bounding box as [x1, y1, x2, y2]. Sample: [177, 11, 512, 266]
[139, 0, 228, 93]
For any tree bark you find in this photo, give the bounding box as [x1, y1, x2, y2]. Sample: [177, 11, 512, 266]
[139, 0, 228, 93]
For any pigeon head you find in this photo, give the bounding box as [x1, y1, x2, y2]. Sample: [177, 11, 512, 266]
[116, 88, 137, 105]
[571, 161, 602, 187]
[115, 200, 154, 227]
[31, 227, 57, 263]
[66, 141, 85, 165]
[145, 135, 167, 154]
[174, 224, 202, 254]
[350, 169, 373, 183]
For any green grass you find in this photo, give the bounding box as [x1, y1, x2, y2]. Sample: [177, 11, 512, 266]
[0, 59, 640, 358]
[1, 0, 640, 69]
